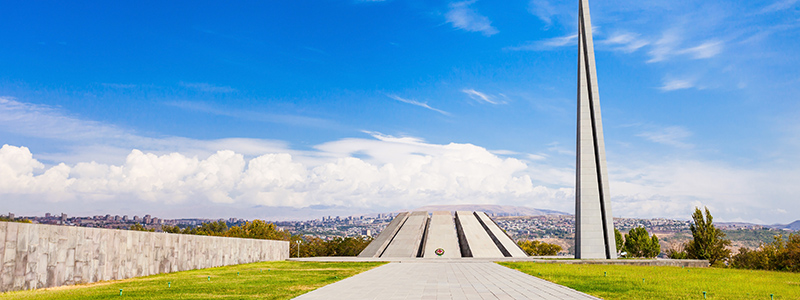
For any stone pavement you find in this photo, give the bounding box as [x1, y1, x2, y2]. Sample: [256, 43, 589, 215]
[293, 261, 600, 300]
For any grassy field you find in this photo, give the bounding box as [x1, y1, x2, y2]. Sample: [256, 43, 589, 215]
[3, 261, 385, 300]
[500, 262, 799, 299]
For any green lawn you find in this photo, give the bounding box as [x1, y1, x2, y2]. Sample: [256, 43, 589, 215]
[3, 261, 385, 300]
[500, 262, 800, 300]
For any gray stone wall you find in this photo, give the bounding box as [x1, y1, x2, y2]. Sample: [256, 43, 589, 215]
[0, 221, 289, 292]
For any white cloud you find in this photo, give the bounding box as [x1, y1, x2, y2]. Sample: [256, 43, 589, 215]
[648, 32, 681, 63]
[3, 133, 800, 223]
[3, 98, 800, 223]
[528, 0, 556, 25]
[761, 0, 799, 13]
[679, 40, 723, 59]
[0, 97, 293, 165]
[637, 126, 693, 149]
[526, 153, 547, 161]
[659, 78, 695, 91]
[179, 82, 237, 93]
[461, 89, 503, 105]
[504, 33, 577, 51]
[601, 32, 649, 53]
[539, 34, 579, 48]
[388, 95, 450, 116]
[165, 100, 336, 128]
[0, 97, 129, 142]
[445, 1, 499, 36]
[609, 159, 800, 223]
[0, 135, 568, 212]
[648, 30, 723, 63]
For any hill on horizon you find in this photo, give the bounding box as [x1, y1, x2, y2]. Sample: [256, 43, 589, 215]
[406, 204, 569, 217]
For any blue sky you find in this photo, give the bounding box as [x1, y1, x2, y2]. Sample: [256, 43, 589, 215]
[1, 0, 799, 223]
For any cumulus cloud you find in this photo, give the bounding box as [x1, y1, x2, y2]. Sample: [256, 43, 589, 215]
[445, 1, 499, 36]
[3, 99, 799, 223]
[0, 134, 568, 211]
[3, 133, 800, 223]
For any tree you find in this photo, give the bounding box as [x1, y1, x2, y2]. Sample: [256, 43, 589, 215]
[233, 220, 291, 240]
[614, 228, 624, 254]
[777, 233, 800, 272]
[623, 227, 660, 258]
[731, 233, 800, 272]
[517, 240, 562, 256]
[130, 223, 154, 232]
[666, 246, 688, 259]
[161, 225, 183, 233]
[195, 220, 228, 236]
[287, 235, 373, 257]
[730, 247, 767, 270]
[0, 216, 32, 223]
[685, 207, 731, 266]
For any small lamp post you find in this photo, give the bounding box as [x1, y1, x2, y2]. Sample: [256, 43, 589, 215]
[295, 239, 302, 258]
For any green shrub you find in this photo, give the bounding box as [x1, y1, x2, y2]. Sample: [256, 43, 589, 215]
[731, 233, 800, 272]
[517, 240, 563, 256]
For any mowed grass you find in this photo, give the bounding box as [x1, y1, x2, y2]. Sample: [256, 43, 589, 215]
[500, 262, 800, 300]
[3, 261, 385, 300]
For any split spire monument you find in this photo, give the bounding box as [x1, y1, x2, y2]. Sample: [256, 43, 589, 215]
[575, 0, 617, 259]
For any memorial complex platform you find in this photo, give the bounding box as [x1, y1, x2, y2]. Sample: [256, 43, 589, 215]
[358, 211, 528, 259]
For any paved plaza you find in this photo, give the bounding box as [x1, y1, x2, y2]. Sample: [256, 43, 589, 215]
[293, 261, 600, 300]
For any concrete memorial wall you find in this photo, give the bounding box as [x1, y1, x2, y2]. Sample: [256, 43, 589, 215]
[0, 221, 289, 292]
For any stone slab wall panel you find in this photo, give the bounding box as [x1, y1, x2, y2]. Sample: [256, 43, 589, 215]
[0, 221, 288, 292]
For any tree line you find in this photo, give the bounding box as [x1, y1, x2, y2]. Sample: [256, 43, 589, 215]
[130, 220, 371, 257]
[126, 207, 798, 270]
[663, 207, 798, 272]
[0, 216, 32, 223]
[588, 206, 799, 273]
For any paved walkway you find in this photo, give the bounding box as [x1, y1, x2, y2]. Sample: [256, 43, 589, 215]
[293, 261, 600, 300]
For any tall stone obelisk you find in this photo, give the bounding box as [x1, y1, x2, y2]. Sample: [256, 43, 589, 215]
[575, 0, 617, 259]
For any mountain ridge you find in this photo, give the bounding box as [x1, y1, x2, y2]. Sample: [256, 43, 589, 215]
[406, 204, 569, 217]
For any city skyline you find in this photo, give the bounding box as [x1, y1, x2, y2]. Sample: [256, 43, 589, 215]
[2, 0, 799, 223]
